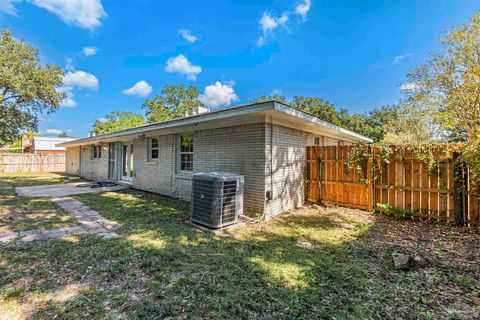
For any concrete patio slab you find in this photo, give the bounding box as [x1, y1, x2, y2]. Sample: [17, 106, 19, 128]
[16, 182, 128, 198]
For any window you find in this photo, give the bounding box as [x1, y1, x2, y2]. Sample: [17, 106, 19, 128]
[314, 137, 321, 146]
[178, 134, 193, 172]
[92, 144, 102, 159]
[148, 138, 159, 161]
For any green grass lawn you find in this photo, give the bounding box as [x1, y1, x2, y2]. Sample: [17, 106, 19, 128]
[0, 172, 73, 187]
[0, 174, 479, 319]
[0, 173, 80, 233]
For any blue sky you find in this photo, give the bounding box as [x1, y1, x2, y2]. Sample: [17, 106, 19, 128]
[1, 0, 478, 137]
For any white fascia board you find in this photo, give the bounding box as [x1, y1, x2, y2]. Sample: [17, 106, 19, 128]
[273, 102, 373, 143]
[58, 102, 275, 147]
[59, 101, 373, 147]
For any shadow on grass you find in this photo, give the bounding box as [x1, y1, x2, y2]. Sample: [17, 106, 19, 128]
[0, 189, 479, 319]
[0, 184, 79, 233]
[0, 172, 88, 188]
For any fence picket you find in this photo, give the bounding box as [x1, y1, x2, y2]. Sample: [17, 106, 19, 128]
[0, 153, 65, 173]
[305, 145, 480, 226]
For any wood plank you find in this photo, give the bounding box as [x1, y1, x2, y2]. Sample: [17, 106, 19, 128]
[421, 163, 430, 216]
[405, 160, 413, 210]
[388, 160, 396, 207]
[438, 161, 448, 219]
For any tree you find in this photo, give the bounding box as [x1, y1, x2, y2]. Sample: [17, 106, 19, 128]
[0, 30, 65, 146]
[249, 94, 402, 142]
[250, 95, 287, 104]
[381, 100, 440, 144]
[58, 132, 68, 138]
[91, 111, 146, 135]
[143, 84, 204, 123]
[291, 96, 342, 126]
[406, 12, 480, 142]
[405, 11, 480, 176]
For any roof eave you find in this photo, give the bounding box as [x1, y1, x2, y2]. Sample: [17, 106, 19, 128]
[272, 102, 373, 143]
[59, 101, 373, 147]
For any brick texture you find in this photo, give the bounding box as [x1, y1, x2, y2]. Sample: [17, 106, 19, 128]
[76, 122, 346, 219]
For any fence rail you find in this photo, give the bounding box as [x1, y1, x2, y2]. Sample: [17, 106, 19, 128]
[306, 145, 480, 226]
[0, 153, 65, 173]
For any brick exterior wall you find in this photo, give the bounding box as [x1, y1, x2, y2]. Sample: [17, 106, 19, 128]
[265, 124, 308, 219]
[132, 135, 176, 196]
[132, 123, 266, 213]
[194, 123, 266, 213]
[79, 144, 108, 181]
[75, 122, 347, 219]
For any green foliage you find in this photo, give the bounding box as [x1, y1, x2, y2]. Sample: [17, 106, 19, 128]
[57, 132, 68, 138]
[382, 99, 442, 144]
[143, 84, 204, 123]
[7, 139, 22, 153]
[376, 203, 414, 219]
[250, 95, 287, 104]
[250, 94, 400, 142]
[346, 143, 460, 185]
[404, 11, 480, 178]
[1, 175, 478, 319]
[0, 30, 65, 146]
[91, 111, 146, 135]
[291, 96, 342, 126]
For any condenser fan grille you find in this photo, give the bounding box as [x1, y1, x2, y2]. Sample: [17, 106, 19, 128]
[191, 172, 244, 229]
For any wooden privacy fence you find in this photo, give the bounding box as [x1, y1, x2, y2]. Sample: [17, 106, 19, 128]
[0, 153, 65, 173]
[305, 145, 480, 226]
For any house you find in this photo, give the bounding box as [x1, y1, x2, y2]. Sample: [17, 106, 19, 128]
[59, 101, 372, 219]
[24, 136, 76, 154]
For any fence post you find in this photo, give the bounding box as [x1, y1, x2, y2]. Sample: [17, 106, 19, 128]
[366, 154, 374, 212]
[453, 151, 465, 225]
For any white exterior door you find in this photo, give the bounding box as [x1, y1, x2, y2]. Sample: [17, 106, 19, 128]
[121, 142, 134, 182]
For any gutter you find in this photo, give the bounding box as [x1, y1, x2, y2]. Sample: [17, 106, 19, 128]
[59, 101, 373, 147]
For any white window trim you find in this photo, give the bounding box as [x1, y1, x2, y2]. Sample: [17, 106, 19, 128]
[177, 134, 194, 173]
[148, 137, 159, 162]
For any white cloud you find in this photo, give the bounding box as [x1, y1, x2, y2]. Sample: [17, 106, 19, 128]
[0, 0, 19, 15]
[260, 11, 289, 32]
[63, 71, 98, 89]
[165, 54, 202, 81]
[260, 12, 287, 33]
[96, 117, 107, 122]
[199, 81, 239, 109]
[400, 81, 421, 92]
[295, 0, 311, 18]
[257, 11, 289, 46]
[45, 128, 63, 135]
[122, 80, 152, 97]
[82, 46, 97, 56]
[257, 1, 312, 46]
[2, 0, 106, 29]
[393, 53, 412, 64]
[271, 88, 282, 96]
[59, 70, 98, 107]
[178, 29, 197, 43]
[64, 57, 75, 71]
[58, 86, 76, 107]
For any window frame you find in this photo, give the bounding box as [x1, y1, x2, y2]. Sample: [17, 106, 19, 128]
[91, 144, 102, 159]
[177, 134, 194, 172]
[148, 137, 159, 161]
